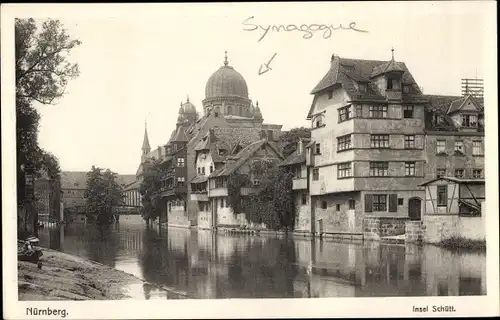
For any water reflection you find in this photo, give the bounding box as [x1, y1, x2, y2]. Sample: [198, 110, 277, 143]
[38, 215, 486, 299]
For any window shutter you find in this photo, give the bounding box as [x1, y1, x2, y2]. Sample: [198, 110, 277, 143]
[364, 194, 373, 212]
[389, 194, 398, 212]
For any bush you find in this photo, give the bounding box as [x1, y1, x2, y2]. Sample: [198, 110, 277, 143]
[438, 236, 486, 252]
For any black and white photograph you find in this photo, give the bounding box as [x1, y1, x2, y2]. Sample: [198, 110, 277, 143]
[2, 2, 498, 319]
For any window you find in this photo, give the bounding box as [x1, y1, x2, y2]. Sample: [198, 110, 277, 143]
[338, 162, 352, 178]
[321, 201, 327, 209]
[218, 149, 227, 156]
[173, 144, 178, 152]
[373, 195, 387, 211]
[336, 204, 341, 211]
[177, 177, 185, 186]
[404, 135, 416, 149]
[403, 106, 414, 118]
[403, 85, 411, 93]
[355, 105, 363, 117]
[370, 162, 389, 176]
[301, 193, 307, 205]
[370, 135, 390, 148]
[348, 199, 355, 210]
[437, 185, 447, 207]
[436, 140, 446, 154]
[312, 169, 319, 181]
[472, 141, 483, 155]
[225, 198, 229, 208]
[454, 169, 465, 178]
[197, 167, 201, 174]
[177, 158, 185, 167]
[328, 90, 333, 99]
[369, 105, 388, 118]
[358, 83, 367, 92]
[315, 116, 323, 128]
[202, 167, 206, 175]
[454, 141, 465, 155]
[315, 143, 321, 155]
[338, 105, 352, 122]
[337, 134, 352, 151]
[437, 168, 446, 178]
[461, 114, 478, 127]
[210, 166, 214, 173]
[405, 162, 416, 176]
[398, 198, 404, 206]
[473, 169, 483, 178]
[253, 179, 261, 186]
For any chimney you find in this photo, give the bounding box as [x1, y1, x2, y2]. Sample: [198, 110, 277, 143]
[331, 53, 339, 66]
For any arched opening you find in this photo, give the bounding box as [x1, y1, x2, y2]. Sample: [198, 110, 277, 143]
[408, 197, 422, 221]
[227, 106, 233, 115]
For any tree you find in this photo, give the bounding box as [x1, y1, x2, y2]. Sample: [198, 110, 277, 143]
[15, 18, 80, 209]
[84, 166, 124, 224]
[279, 127, 311, 158]
[232, 159, 295, 231]
[139, 159, 163, 223]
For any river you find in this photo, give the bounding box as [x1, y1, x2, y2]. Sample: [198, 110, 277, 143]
[38, 215, 486, 299]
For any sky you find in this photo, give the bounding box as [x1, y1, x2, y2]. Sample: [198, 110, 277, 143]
[11, 2, 493, 174]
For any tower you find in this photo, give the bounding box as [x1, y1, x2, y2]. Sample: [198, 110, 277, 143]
[141, 120, 151, 162]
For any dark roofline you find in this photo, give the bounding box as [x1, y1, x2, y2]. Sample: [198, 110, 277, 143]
[419, 176, 485, 187]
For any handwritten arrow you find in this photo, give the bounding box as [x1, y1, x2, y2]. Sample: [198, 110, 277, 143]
[258, 52, 277, 75]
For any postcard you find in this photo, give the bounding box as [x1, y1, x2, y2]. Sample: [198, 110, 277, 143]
[2, 2, 498, 319]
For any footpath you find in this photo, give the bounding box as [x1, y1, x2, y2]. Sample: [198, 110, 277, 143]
[17, 242, 188, 300]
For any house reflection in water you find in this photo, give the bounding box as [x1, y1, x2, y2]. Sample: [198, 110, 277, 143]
[38, 218, 486, 299]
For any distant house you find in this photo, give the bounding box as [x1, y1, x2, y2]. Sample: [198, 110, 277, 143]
[61, 171, 136, 213]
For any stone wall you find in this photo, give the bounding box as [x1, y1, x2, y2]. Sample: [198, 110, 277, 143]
[405, 220, 425, 243]
[423, 215, 458, 243]
[364, 216, 408, 240]
[294, 191, 311, 233]
[314, 192, 362, 234]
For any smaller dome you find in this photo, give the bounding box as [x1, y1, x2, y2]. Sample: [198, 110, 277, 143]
[182, 102, 196, 114]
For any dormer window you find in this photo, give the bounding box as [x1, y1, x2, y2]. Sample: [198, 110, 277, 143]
[218, 149, 227, 156]
[358, 83, 367, 92]
[314, 115, 324, 128]
[461, 114, 478, 128]
[387, 76, 401, 90]
[403, 85, 411, 93]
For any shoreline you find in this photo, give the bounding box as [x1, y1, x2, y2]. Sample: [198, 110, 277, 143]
[18, 244, 189, 300]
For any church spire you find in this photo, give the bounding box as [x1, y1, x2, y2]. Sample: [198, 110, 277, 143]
[224, 50, 228, 66]
[142, 120, 151, 154]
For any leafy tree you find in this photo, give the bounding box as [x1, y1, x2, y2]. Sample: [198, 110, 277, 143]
[15, 18, 81, 231]
[84, 166, 124, 224]
[139, 159, 163, 223]
[279, 127, 311, 158]
[229, 159, 295, 231]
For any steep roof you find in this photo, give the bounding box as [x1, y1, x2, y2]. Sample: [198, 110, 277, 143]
[210, 139, 283, 177]
[195, 127, 263, 163]
[424, 94, 484, 132]
[171, 125, 189, 142]
[61, 171, 137, 190]
[311, 55, 421, 95]
[279, 148, 306, 167]
[123, 179, 142, 191]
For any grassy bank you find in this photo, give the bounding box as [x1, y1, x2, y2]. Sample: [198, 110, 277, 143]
[438, 236, 486, 252]
[18, 243, 187, 300]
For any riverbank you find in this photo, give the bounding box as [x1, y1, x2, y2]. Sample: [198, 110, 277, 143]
[18, 242, 187, 300]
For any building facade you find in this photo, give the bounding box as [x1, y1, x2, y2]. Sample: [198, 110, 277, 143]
[134, 53, 283, 228]
[279, 52, 485, 238]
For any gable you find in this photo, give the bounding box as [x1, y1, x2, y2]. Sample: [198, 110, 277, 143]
[448, 95, 482, 114]
[307, 85, 349, 119]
